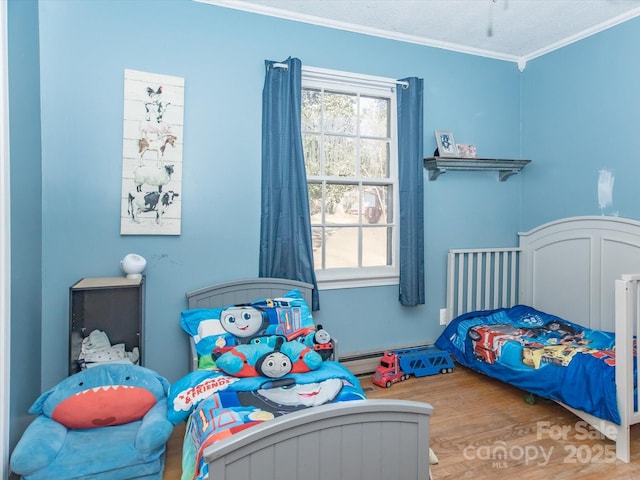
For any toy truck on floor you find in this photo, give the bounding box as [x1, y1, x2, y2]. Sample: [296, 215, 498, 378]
[372, 346, 454, 388]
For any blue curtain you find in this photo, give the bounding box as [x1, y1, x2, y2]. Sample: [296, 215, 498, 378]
[260, 57, 320, 310]
[397, 77, 425, 306]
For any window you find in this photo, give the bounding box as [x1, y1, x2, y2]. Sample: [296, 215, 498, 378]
[301, 68, 399, 289]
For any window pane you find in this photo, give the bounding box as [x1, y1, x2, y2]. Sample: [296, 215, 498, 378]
[302, 89, 322, 132]
[324, 91, 357, 135]
[303, 133, 320, 176]
[308, 183, 323, 222]
[359, 96, 389, 138]
[362, 227, 391, 267]
[301, 73, 397, 284]
[362, 186, 388, 225]
[360, 139, 389, 178]
[326, 183, 357, 224]
[382, 185, 393, 223]
[325, 136, 356, 177]
[312, 226, 323, 269]
[325, 226, 358, 268]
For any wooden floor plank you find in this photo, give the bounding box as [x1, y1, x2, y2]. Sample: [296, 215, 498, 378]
[163, 365, 640, 479]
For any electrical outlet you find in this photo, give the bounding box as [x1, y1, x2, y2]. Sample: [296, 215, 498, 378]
[439, 308, 447, 325]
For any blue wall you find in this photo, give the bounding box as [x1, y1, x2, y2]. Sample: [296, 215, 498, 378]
[22, 0, 640, 391]
[10, 0, 640, 461]
[520, 17, 640, 229]
[33, 0, 523, 388]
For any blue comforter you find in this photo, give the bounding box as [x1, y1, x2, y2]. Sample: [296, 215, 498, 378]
[435, 305, 622, 424]
[170, 361, 366, 480]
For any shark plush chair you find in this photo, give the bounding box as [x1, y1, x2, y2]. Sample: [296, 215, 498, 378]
[10, 364, 174, 479]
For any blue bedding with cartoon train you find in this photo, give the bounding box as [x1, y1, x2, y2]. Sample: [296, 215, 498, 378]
[435, 305, 635, 425]
[168, 289, 366, 480]
[168, 362, 365, 480]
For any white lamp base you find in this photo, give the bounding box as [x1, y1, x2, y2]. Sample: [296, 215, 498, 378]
[121, 254, 147, 279]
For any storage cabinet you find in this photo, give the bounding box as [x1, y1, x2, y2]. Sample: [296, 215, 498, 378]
[69, 276, 144, 374]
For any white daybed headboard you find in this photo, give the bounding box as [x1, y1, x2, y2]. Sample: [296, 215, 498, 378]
[519, 216, 640, 331]
[447, 216, 640, 331]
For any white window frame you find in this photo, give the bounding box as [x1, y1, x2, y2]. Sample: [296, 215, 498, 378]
[302, 67, 400, 290]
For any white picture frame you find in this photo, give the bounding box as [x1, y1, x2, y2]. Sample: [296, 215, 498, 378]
[121, 69, 185, 235]
[434, 130, 458, 157]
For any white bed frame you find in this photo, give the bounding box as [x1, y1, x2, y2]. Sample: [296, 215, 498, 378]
[185, 278, 434, 479]
[446, 216, 640, 463]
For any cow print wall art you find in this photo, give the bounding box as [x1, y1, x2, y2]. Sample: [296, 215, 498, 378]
[121, 69, 184, 235]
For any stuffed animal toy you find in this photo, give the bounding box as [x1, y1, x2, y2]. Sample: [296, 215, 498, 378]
[214, 336, 323, 378]
[217, 301, 317, 345]
[302, 324, 334, 361]
[219, 305, 271, 344]
[10, 363, 174, 480]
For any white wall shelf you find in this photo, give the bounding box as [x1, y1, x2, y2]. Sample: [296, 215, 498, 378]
[424, 157, 531, 181]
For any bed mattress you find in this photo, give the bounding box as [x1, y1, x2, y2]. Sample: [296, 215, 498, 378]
[435, 305, 625, 424]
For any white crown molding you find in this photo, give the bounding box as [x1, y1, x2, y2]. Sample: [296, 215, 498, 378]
[195, 0, 521, 64]
[522, 6, 640, 64]
[197, 0, 640, 70]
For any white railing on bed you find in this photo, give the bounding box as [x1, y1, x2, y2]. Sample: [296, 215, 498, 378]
[446, 248, 521, 322]
[615, 273, 640, 462]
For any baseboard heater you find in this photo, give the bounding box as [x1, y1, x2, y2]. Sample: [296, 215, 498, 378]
[340, 343, 432, 376]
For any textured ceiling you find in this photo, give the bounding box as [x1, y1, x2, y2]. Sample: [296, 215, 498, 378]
[201, 0, 640, 66]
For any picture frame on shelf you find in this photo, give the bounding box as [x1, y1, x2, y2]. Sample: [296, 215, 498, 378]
[434, 130, 458, 157]
[457, 144, 477, 158]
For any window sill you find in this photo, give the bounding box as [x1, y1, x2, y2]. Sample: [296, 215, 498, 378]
[317, 275, 399, 291]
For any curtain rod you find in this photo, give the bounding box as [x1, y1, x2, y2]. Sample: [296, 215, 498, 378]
[271, 62, 410, 89]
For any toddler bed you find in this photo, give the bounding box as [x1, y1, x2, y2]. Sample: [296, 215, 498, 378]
[168, 277, 434, 480]
[436, 216, 640, 463]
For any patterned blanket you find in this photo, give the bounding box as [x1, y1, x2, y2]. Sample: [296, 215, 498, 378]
[435, 305, 629, 424]
[170, 362, 365, 480]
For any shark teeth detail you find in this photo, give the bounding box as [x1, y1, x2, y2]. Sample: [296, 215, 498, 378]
[75, 385, 135, 396]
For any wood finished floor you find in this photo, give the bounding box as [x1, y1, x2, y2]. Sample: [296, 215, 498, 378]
[163, 365, 640, 479]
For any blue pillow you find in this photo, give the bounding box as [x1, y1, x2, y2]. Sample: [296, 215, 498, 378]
[181, 289, 316, 359]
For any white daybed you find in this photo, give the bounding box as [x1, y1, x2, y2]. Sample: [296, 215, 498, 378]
[445, 215, 640, 463]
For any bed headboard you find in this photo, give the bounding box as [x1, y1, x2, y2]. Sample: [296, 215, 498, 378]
[518, 216, 640, 331]
[447, 216, 640, 331]
[184, 278, 314, 370]
[186, 277, 314, 310]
